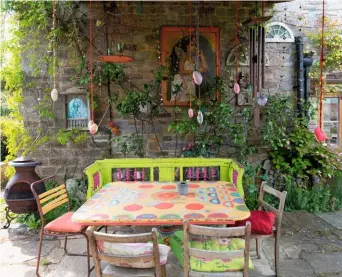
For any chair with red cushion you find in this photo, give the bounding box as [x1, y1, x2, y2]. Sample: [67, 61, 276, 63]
[31, 176, 91, 277]
[238, 182, 287, 276]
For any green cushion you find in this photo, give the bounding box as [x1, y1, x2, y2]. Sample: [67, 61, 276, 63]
[169, 230, 254, 272]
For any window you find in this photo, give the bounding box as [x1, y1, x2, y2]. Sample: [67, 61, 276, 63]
[322, 97, 342, 146]
[66, 95, 90, 129]
[265, 22, 294, 43]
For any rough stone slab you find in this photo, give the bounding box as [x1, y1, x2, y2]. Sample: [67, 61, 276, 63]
[300, 243, 319, 253]
[316, 212, 342, 230]
[288, 212, 333, 232]
[249, 256, 275, 277]
[283, 245, 301, 259]
[302, 252, 342, 276]
[261, 238, 287, 261]
[45, 248, 65, 264]
[278, 259, 315, 277]
[0, 239, 59, 265]
[45, 256, 93, 277]
[0, 264, 36, 277]
[59, 238, 88, 255]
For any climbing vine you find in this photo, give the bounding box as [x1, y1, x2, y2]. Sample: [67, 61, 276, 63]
[0, 1, 92, 168]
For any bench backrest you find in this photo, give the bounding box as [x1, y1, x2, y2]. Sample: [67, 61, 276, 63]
[84, 158, 244, 199]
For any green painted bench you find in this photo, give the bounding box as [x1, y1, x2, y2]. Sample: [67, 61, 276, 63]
[84, 158, 245, 199]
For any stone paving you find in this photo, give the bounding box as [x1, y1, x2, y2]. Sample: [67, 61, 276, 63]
[0, 212, 341, 277]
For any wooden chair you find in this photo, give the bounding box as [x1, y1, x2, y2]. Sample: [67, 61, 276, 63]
[86, 226, 167, 277]
[31, 176, 90, 277]
[183, 221, 251, 277]
[253, 182, 287, 277]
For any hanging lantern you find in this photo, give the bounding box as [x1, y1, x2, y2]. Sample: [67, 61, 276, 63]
[314, 126, 327, 143]
[188, 108, 194, 118]
[257, 95, 268, 106]
[233, 83, 240, 94]
[192, 71, 203, 85]
[197, 111, 203, 124]
[51, 87, 58, 101]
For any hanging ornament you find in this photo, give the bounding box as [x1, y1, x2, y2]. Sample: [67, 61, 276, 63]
[88, 122, 98, 135]
[256, 95, 268, 106]
[234, 83, 240, 94]
[314, 127, 327, 143]
[197, 111, 203, 124]
[51, 87, 58, 101]
[192, 71, 203, 85]
[188, 108, 194, 118]
[88, 120, 94, 130]
[51, 0, 58, 102]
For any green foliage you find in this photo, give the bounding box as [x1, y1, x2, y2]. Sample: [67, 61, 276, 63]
[117, 90, 151, 117]
[242, 164, 261, 210]
[0, 118, 49, 176]
[168, 76, 252, 159]
[262, 95, 340, 188]
[17, 214, 41, 230]
[329, 170, 342, 211]
[56, 129, 89, 145]
[284, 179, 331, 212]
[113, 134, 144, 158]
[75, 61, 126, 86]
[308, 17, 342, 77]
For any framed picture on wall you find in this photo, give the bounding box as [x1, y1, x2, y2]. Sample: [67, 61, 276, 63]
[161, 26, 220, 106]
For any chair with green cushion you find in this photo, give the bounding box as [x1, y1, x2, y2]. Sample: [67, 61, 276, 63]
[182, 221, 252, 277]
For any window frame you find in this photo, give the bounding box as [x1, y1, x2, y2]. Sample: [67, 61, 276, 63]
[265, 22, 295, 43]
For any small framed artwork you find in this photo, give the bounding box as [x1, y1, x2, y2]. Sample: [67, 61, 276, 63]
[161, 26, 221, 106]
[66, 94, 90, 129]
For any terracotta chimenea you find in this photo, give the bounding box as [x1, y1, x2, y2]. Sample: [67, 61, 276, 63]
[3, 157, 45, 228]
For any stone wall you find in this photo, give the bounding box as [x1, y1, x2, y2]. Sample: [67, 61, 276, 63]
[266, 0, 342, 94]
[21, 1, 269, 180]
[22, 1, 341, 180]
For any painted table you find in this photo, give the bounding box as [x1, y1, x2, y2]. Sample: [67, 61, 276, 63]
[72, 181, 250, 226]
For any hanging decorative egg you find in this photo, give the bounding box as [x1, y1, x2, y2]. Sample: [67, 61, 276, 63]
[233, 83, 240, 94]
[88, 120, 94, 130]
[314, 126, 327, 143]
[51, 87, 58, 101]
[192, 71, 203, 85]
[197, 111, 204, 125]
[188, 108, 194, 118]
[88, 121, 98, 135]
[257, 95, 268, 106]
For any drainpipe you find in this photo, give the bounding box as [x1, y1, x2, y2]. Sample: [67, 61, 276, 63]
[303, 52, 314, 120]
[303, 53, 314, 102]
[295, 37, 304, 117]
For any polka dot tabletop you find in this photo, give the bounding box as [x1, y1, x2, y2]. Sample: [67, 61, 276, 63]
[72, 181, 250, 226]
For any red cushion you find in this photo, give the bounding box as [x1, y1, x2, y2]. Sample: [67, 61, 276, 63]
[44, 212, 85, 233]
[235, 210, 276, 235]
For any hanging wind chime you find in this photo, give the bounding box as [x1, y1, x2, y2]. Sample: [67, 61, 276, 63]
[256, 0, 268, 107]
[233, 1, 240, 95]
[97, 4, 134, 64]
[194, 0, 203, 125]
[314, 0, 327, 143]
[88, 0, 98, 135]
[50, 0, 58, 102]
